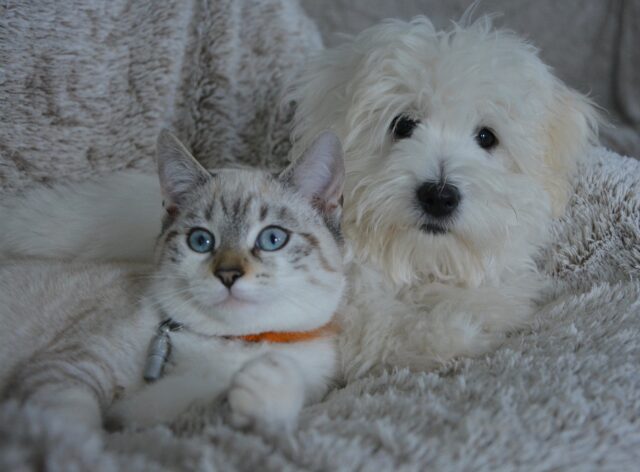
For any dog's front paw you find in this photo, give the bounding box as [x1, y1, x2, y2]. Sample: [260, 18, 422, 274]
[228, 352, 305, 430]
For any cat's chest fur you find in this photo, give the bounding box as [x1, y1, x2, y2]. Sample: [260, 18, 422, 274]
[107, 319, 337, 428]
[159, 331, 268, 384]
[105, 307, 274, 401]
[157, 329, 331, 387]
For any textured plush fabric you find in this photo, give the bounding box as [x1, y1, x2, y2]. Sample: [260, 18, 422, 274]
[300, 0, 640, 158]
[1, 147, 639, 471]
[1, 1, 639, 470]
[0, 0, 321, 196]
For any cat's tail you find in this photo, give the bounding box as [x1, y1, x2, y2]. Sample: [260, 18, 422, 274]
[0, 172, 163, 262]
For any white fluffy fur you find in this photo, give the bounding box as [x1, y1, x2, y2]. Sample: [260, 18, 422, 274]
[288, 16, 600, 379]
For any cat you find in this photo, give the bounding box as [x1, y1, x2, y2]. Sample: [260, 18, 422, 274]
[0, 129, 346, 430]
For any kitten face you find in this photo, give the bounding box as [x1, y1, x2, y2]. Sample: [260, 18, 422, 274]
[149, 131, 345, 336]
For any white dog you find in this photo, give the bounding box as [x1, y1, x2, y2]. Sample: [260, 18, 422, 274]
[0, 16, 599, 380]
[288, 16, 600, 379]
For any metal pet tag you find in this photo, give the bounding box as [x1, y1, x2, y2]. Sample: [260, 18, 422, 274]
[143, 319, 183, 383]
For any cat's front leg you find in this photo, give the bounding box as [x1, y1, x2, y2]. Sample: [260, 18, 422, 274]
[15, 384, 103, 431]
[228, 352, 305, 430]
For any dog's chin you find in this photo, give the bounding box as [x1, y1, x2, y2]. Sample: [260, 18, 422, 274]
[419, 222, 450, 235]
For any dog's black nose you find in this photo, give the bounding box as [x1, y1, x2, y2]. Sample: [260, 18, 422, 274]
[416, 182, 461, 218]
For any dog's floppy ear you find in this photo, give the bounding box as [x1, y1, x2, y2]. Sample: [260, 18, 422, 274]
[542, 84, 600, 217]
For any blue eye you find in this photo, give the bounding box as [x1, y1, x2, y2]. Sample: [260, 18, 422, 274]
[187, 228, 215, 253]
[256, 226, 289, 252]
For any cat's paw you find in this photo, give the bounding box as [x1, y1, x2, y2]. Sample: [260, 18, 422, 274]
[228, 352, 305, 430]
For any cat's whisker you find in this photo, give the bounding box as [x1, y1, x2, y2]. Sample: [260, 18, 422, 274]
[140, 288, 199, 313]
[145, 292, 194, 310]
[277, 291, 324, 313]
[132, 273, 188, 282]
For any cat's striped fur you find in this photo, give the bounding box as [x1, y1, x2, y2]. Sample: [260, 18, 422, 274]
[0, 130, 345, 430]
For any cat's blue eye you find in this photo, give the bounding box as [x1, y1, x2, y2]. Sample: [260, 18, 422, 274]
[187, 228, 215, 253]
[256, 226, 289, 252]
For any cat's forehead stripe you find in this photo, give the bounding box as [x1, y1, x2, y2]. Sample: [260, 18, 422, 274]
[278, 207, 296, 224]
[220, 196, 229, 216]
[259, 204, 269, 222]
[240, 196, 253, 219]
[232, 199, 241, 219]
[201, 191, 303, 231]
[205, 199, 215, 221]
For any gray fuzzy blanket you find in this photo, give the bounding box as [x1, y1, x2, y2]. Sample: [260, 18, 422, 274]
[1, 1, 640, 470]
[0, 0, 320, 196]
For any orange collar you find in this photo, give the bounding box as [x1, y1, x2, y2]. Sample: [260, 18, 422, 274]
[226, 320, 339, 344]
[146, 318, 339, 383]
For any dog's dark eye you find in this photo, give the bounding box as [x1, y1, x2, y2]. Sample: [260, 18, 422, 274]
[390, 115, 420, 140]
[476, 128, 498, 150]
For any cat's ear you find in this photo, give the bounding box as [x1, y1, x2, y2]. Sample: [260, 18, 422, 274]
[283, 131, 345, 218]
[156, 130, 210, 209]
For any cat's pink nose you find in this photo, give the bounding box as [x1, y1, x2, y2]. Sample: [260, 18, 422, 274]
[215, 268, 244, 288]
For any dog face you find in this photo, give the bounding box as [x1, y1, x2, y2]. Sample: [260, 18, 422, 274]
[290, 17, 599, 287]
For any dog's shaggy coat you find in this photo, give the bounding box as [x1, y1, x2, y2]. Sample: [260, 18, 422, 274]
[289, 16, 600, 378]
